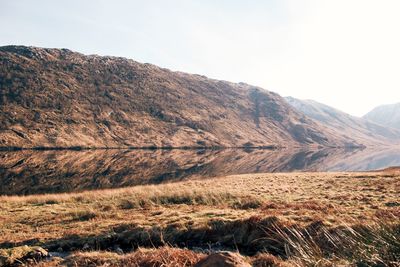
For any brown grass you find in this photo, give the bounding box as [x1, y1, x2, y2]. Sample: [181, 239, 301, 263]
[64, 247, 206, 267]
[0, 171, 399, 266]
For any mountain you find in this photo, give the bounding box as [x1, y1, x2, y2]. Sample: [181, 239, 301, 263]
[363, 103, 400, 130]
[0, 45, 361, 148]
[285, 96, 400, 145]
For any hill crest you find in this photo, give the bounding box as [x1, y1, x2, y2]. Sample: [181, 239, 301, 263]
[0, 45, 363, 148]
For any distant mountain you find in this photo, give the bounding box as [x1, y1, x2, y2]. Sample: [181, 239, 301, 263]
[363, 103, 400, 130]
[285, 96, 400, 145]
[0, 46, 361, 149]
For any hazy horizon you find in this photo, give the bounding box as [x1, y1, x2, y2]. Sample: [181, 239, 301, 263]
[1, 0, 400, 116]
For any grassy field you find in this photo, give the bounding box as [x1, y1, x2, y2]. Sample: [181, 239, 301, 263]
[0, 170, 399, 266]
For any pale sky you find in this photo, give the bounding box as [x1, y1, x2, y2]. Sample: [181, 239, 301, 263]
[1, 0, 400, 116]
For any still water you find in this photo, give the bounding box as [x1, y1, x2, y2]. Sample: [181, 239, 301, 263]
[1, 147, 399, 195]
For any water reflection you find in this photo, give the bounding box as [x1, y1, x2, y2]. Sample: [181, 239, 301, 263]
[0, 147, 399, 195]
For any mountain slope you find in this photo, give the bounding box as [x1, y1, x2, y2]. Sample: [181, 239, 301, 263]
[363, 103, 400, 130]
[0, 45, 360, 148]
[285, 96, 400, 145]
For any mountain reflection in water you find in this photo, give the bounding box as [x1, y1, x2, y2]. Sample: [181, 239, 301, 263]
[1, 147, 399, 195]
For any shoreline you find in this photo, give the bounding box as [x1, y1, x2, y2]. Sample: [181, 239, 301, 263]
[0, 144, 369, 151]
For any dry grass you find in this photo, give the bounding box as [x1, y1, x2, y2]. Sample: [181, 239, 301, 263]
[35, 249, 295, 267]
[0, 171, 399, 266]
[64, 247, 205, 267]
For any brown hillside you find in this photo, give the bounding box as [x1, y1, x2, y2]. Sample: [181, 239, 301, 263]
[0, 45, 360, 148]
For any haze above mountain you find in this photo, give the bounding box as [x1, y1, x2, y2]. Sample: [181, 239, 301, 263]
[2, 1, 400, 117]
[363, 103, 400, 130]
[1, 45, 363, 149]
[285, 97, 400, 146]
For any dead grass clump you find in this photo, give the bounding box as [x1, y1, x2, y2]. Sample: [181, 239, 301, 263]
[116, 190, 240, 208]
[64, 251, 121, 266]
[153, 194, 195, 205]
[119, 199, 141, 210]
[100, 203, 116, 211]
[69, 210, 98, 221]
[272, 220, 400, 266]
[72, 195, 90, 203]
[231, 196, 263, 210]
[25, 197, 60, 206]
[65, 246, 206, 267]
[149, 191, 236, 206]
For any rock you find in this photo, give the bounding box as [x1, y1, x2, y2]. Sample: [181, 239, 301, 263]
[26, 246, 49, 258]
[114, 246, 124, 255]
[194, 251, 251, 267]
[0, 245, 49, 266]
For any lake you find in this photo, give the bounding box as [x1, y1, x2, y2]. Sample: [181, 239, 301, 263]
[1, 147, 400, 195]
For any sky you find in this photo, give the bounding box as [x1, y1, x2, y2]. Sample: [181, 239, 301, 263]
[1, 0, 400, 117]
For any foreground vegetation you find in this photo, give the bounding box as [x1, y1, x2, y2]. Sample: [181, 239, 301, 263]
[0, 170, 399, 266]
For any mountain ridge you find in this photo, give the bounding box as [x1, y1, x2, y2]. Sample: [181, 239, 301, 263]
[285, 96, 400, 146]
[0, 45, 364, 148]
[363, 103, 400, 130]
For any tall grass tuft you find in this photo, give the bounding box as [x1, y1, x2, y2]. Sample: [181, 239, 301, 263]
[269, 220, 400, 266]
